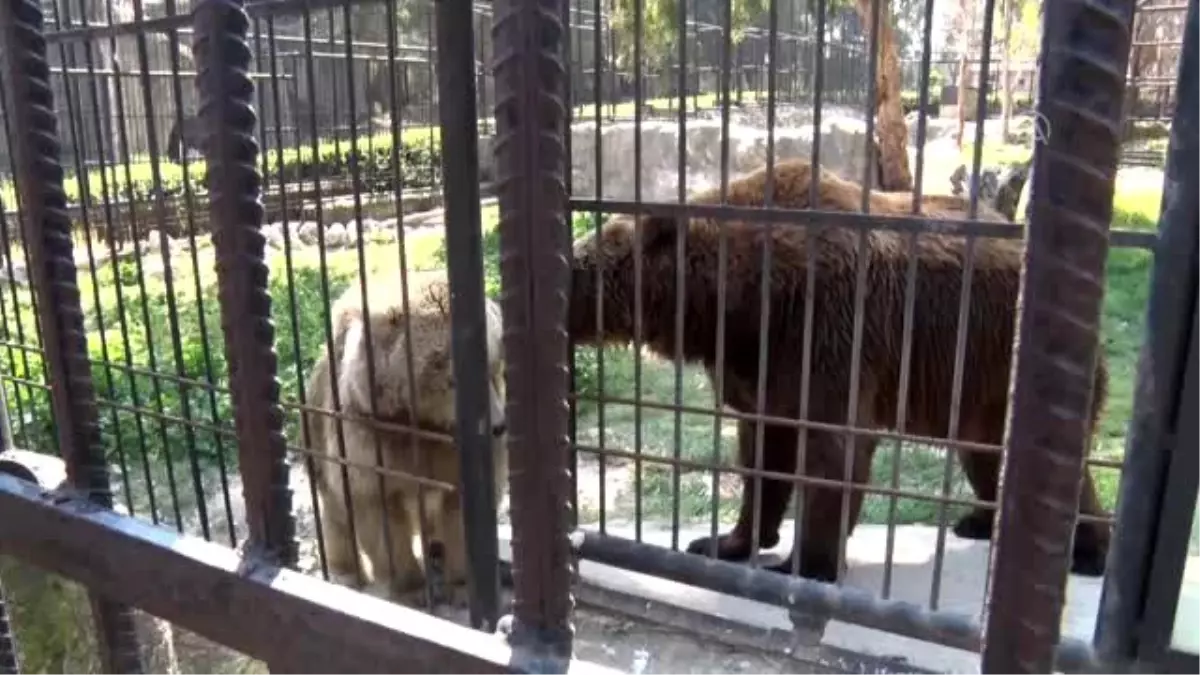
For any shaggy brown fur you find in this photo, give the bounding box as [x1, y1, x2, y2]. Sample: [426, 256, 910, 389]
[568, 158, 1111, 582]
[304, 270, 509, 603]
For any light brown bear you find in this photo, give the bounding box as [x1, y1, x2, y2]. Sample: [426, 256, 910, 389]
[304, 270, 509, 603]
[568, 158, 1111, 582]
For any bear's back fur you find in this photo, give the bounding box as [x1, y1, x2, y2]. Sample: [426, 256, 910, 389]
[574, 158, 1108, 440]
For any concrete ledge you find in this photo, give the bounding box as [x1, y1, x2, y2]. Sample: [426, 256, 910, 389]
[517, 521, 1109, 674]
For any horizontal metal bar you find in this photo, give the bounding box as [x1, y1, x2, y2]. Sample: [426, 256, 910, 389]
[48, 66, 291, 80]
[569, 392, 1124, 469]
[572, 442, 1117, 526]
[568, 199, 1160, 251]
[0, 473, 615, 674]
[574, 530, 1112, 673]
[43, 0, 397, 44]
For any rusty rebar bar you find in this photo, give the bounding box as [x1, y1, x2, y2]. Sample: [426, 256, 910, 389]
[980, 0, 1137, 670]
[193, 0, 297, 566]
[492, 0, 576, 665]
[0, 0, 143, 668]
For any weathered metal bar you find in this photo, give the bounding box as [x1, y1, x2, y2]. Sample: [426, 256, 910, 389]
[491, 0, 576, 666]
[0, 577, 17, 675]
[575, 530, 1112, 673]
[568, 198, 1160, 250]
[194, 0, 297, 566]
[42, 0, 540, 45]
[0, 473, 601, 674]
[1096, 0, 1198, 660]
[0, 0, 143, 669]
[980, 0, 1137, 669]
[435, 0, 503, 632]
[1135, 305, 1198, 664]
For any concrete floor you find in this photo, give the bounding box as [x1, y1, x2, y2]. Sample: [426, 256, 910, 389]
[527, 520, 1112, 674]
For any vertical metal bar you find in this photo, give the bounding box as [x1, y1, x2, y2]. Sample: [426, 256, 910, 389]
[0, 579, 18, 675]
[670, 0, 689, 553]
[56, 0, 137, 520]
[1096, 0, 1197, 659]
[746, 0, 780, 571]
[631, 0, 645, 545]
[980, 0, 1136, 669]
[789, 0, 828, 578]
[1135, 304, 1198, 665]
[193, 0, 297, 567]
[338, 0, 407, 607]
[435, 0, 502, 632]
[0, 376, 11, 453]
[300, 4, 362, 586]
[564, 0, 579, 535]
[493, 0, 575, 664]
[129, 0, 211, 541]
[591, 0, 608, 538]
[265, 17, 326, 578]
[706, 0, 732, 562]
[0, 0, 143, 669]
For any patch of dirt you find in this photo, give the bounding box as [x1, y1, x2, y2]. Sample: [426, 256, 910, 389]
[570, 606, 833, 674]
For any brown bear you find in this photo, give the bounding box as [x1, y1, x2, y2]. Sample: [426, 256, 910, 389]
[567, 158, 1111, 583]
[304, 270, 509, 604]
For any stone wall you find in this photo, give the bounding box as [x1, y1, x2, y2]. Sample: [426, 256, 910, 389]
[480, 105, 873, 204]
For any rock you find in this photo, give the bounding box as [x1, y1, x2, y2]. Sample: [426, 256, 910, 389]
[949, 164, 1000, 201]
[326, 222, 349, 248]
[138, 230, 162, 258]
[568, 105, 872, 202]
[949, 159, 1032, 223]
[993, 159, 1032, 222]
[298, 221, 320, 246]
[264, 221, 285, 250]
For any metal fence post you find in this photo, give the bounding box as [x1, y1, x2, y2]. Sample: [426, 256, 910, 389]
[0, 0, 144, 670]
[1095, 0, 1198, 661]
[492, 0, 576, 668]
[980, 0, 1137, 670]
[434, 0, 503, 633]
[193, 0, 297, 567]
[0, 580, 17, 675]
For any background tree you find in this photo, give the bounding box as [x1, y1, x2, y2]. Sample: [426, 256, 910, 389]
[854, 0, 913, 189]
[608, 0, 767, 71]
[608, 0, 916, 190]
[997, 0, 1039, 140]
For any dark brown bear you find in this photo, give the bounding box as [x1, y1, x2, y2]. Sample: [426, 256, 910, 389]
[568, 158, 1111, 583]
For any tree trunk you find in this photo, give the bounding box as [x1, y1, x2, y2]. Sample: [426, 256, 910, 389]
[855, 0, 912, 191]
[1001, 0, 1015, 140]
[956, 0, 973, 149]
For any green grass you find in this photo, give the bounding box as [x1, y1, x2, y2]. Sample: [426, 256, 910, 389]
[0, 172, 1159, 533]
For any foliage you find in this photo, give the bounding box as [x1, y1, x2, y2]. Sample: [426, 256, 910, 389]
[608, 0, 768, 69]
[899, 89, 1033, 115]
[0, 126, 443, 213]
[1003, 0, 1041, 59]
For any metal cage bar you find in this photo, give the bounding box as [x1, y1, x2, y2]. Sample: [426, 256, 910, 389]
[0, 577, 17, 675]
[435, 0, 503, 633]
[980, 0, 1138, 669]
[492, 0, 577, 665]
[0, 472, 531, 675]
[193, 0, 298, 566]
[0, 0, 144, 669]
[1096, 0, 1198, 663]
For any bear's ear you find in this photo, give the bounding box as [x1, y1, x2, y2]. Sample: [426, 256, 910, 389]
[637, 214, 680, 252]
